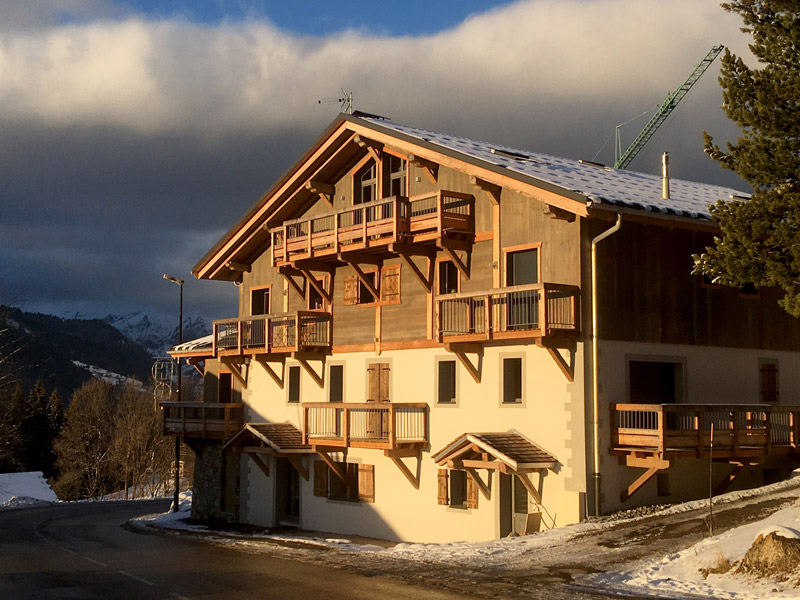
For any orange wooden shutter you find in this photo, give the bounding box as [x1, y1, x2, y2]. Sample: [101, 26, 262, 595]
[466, 472, 479, 509]
[358, 464, 375, 503]
[367, 364, 378, 402]
[379, 363, 390, 402]
[313, 460, 328, 497]
[380, 266, 400, 303]
[437, 469, 449, 505]
[344, 275, 358, 306]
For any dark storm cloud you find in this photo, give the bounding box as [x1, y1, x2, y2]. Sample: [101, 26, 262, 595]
[0, 0, 751, 322]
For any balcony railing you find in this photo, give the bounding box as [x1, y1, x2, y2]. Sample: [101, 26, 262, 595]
[611, 403, 800, 458]
[213, 311, 332, 355]
[270, 191, 474, 265]
[436, 283, 580, 342]
[302, 402, 428, 450]
[162, 402, 244, 440]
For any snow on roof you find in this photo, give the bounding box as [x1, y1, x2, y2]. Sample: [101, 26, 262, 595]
[360, 116, 749, 220]
[0, 471, 58, 506]
[170, 334, 213, 354]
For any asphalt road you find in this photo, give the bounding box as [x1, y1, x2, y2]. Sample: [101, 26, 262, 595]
[0, 500, 467, 600]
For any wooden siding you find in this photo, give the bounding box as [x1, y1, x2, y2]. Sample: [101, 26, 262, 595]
[593, 220, 800, 351]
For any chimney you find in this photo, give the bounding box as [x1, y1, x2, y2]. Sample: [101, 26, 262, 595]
[661, 151, 670, 200]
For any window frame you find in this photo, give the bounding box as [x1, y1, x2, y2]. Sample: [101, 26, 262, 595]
[435, 357, 458, 405]
[287, 364, 301, 404]
[436, 258, 461, 296]
[351, 156, 377, 206]
[503, 243, 542, 287]
[500, 354, 525, 406]
[381, 149, 408, 198]
[306, 274, 330, 312]
[250, 284, 272, 316]
[759, 358, 779, 403]
[328, 363, 345, 403]
[625, 354, 688, 404]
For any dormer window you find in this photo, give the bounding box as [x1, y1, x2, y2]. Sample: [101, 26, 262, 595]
[354, 159, 377, 205]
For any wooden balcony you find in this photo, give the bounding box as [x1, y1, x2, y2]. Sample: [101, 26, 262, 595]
[302, 402, 428, 451]
[270, 191, 475, 266]
[162, 402, 244, 440]
[611, 403, 800, 460]
[436, 283, 581, 343]
[213, 311, 332, 357]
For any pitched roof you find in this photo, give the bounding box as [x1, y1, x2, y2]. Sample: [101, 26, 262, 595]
[432, 431, 558, 471]
[360, 116, 749, 220]
[223, 422, 312, 454]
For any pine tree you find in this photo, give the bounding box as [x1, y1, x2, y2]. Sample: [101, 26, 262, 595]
[694, 1, 800, 315]
[19, 379, 52, 473]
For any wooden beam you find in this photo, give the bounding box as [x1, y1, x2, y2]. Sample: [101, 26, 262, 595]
[621, 466, 662, 503]
[305, 180, 335, 208]
[713, 464, 744, 496]
[409, 154, 438, 183]
[624, 455, 670, 469]
[442, 247, 470, 280]
[459, 459, 506, 471]
[187, 358, 205, 377]
[295, 355, 324, 388]
[354, 134, 382, 163]
[243, 445, 273, 454]
[398, 252, 434, 293]
[300, 269, 332, 304]
[469, 176, 501, 205]
[386, 453, 420, 489]
[445, 343, 482, 383]
[226, 261, 251, 273]
[279, 266, 307, 300]
[545, 346, 574, 382]
[515, 472, 542, 505]
[466, 468, 492, 500]
[542, 204, 575, 222]
[246, 453, 270, 478]
[287, 456, 309, 481]
[316, 450, 349, 486]
[345, 261, 380, 301]
[255, 356, 285, 389]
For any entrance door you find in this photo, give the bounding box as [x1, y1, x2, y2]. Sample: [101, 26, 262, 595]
[366, 363, 390, 439]
[499, 473, 539, 536]
[275, 458, 300, 525]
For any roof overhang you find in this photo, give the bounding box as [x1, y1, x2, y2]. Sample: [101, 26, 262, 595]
[223, 422, 313, 454]
[432, 432, 558, 473]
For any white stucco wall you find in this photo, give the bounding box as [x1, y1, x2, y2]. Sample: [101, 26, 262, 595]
[236, 341, 587, 543]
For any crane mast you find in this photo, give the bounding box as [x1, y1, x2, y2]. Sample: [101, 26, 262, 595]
[614, 44, 724, 170]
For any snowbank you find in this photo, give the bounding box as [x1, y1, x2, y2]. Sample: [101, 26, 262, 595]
[0, 471, 58, 508]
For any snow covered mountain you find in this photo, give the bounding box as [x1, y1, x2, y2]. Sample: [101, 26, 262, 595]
[101, 312, 210, 356]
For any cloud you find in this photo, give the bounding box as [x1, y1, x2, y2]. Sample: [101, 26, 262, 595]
[0, 0, 754, 321]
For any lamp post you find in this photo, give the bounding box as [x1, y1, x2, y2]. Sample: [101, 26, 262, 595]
[163, 274, 184, 513]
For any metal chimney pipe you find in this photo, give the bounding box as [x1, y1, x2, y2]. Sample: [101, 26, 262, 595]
[662, 152, 670, 200]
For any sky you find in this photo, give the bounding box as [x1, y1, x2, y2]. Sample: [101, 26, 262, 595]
[0, 0, 754, 326]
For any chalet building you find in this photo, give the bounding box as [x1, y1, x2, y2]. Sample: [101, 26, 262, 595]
[164, 112, 800, 543]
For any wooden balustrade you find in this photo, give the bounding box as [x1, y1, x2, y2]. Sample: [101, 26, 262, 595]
[212, 311, 332, 356]
[436, 283, 580, 342]
[161, 402, 244, 440]
[302, 402, 428, 450]
[270, 191, 474, 266]
[611, 403, 800, 459]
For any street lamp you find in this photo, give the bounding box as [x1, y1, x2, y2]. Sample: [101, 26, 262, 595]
[163, 273, 184, 513]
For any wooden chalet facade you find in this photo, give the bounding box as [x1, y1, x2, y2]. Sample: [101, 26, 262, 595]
[165, 113, 800, 542]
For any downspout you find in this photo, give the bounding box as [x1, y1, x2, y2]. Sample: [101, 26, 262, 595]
[590, 213, 622, 517]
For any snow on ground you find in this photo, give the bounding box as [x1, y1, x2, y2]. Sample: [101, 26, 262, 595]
[0, 471, 58, 509]
[71, 360, 145, 389]
[139, 478, 800, 599]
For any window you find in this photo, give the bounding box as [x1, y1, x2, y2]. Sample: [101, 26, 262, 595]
[218, 372, 233, 404]
[313, 460, 374, 503]
[760, 359, 778, 402]
[329, 364, 344, 403]
[343, 265, 401, 306]
[382, 153, 407, 197]
[628, 359, 685, 404]
[502, 357, 523, 404]
[251, 286, 270, 315]
[505, 246, 540, 286]
[287, 365, 301, 403]
[354, 159, 377, 205]
[437, 260, 460, 295]
[437, 469, 479, 509]
[307, 275, 328, 311]
[739, 282, 760, 298]
[437, 360, 456, 404]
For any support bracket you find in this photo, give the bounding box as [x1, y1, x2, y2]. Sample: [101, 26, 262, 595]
[385, 448, 421, 489]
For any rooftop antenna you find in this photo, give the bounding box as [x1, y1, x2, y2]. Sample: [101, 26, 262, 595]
[613, 45, 724, 169]
[318, 88, 354, 114]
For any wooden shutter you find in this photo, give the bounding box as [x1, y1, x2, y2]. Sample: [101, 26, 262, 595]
[344, 275, 358, 306]
[467, 472, 479, 509]
[358, 464, 375, 503]
[380, 266, 400, 303]
[313, 460, 328, 497]
[367, 364, 378, 402]
[379, 363, 390, 402]
[437, 469, 449, 505]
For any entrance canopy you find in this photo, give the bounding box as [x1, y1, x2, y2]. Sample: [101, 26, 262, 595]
[224, 422, 313, 455]
[432, 432, 558, 473]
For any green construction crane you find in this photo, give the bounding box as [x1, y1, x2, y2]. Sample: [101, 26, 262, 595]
[614, 45, 724, 170]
